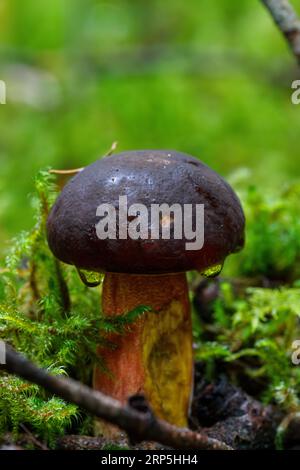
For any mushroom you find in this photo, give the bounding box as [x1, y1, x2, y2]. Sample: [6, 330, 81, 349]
[46, 150, 245, 433]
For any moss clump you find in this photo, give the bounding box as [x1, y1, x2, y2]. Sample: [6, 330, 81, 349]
[1, 170, 300, 447]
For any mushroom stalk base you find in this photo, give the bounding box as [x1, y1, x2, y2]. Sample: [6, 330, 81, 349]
[94, 273, 193, 437]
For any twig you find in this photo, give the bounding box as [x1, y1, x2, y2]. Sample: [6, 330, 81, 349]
[19, 424, 48, 450]
[49, 167, 84, 175]
[105, 141, 118, 157]
[277, 412, 300, 449]
[261, 0, 300, 65]
[54, 259, 71, 314]
[1, 344, 232, 450]
[49, 141, 118, 175]
[29, 261, 40, 303]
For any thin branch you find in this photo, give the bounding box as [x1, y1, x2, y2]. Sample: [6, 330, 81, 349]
[105, 141, 118, 157]
[1, 344, 232, 450]
[19, 424, 48, 450]
[261, 0, 300, 64]
[49, 141, 118, 175]
[54, 259, 71, 314]
[49, 167, 84, 175]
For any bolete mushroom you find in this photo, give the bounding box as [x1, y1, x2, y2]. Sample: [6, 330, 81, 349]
[46, 150, 245, 432]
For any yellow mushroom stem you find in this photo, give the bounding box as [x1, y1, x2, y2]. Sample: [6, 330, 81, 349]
[93, 272, 193, 436]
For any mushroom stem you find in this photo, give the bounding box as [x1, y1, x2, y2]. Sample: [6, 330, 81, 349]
[94, 273, 193, 436]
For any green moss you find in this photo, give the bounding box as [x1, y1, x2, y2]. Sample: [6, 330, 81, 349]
[0, 170, 152, 445]
[2, 169, 300, 447]
[194, 182, 300, 423]
[196, 283, 300, 411]
[226, 183, 300, 281]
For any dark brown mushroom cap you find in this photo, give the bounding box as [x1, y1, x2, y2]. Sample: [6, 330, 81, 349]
[46, 150, 245, 275]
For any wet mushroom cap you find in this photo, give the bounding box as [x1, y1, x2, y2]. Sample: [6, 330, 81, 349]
[46, 150, 245, 274]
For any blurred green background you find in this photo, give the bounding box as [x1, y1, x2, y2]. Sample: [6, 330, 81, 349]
[0, 0, 299, 256]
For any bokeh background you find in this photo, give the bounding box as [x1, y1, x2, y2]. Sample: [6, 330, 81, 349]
[0, 0, 299, 256]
